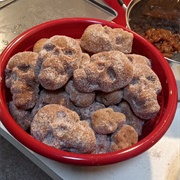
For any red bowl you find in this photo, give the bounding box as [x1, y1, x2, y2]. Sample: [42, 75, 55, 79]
[0, 18, 178, 166]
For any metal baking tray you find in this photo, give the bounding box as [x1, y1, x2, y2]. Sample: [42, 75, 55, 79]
[0, 0, 117, 53]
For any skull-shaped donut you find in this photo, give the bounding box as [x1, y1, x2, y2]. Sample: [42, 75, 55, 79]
[5, 52, 39, 110]
[35, 35, 83, 90]
[123, 63, 162, 119]
[31, 104, 96, 153]
[80, 24, 133, 54]
[73, 51, 134, 92]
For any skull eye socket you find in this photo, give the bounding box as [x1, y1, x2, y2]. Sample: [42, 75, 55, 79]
[18, 64, 31, 72]
[131, 77, 140, 85]
[43, 43, 55, 51]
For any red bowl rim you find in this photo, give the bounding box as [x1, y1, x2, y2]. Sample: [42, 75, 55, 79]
[0, 17, 178, 166]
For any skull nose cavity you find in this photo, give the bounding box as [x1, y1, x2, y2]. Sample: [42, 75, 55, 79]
[62, 49, 74, 57]
[18, 64, 31, 72]
[107, 67, 116, 81]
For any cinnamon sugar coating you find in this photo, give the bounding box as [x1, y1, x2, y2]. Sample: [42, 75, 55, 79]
[5, 51, 39, 110]
[35, 35, 82, 90]
[80, 24, 133, 54]
[91, 108, 126, 135]
[74, 102, 105, 120]
[118, 101, 145, 136]
[73, 51, 134, 92]
[31, 104, 96, 154]
[32, 89, 75, 117]
[79, 53, 91, 68]
[126, 54, 151, 67]
[4, 24, 163, 154]
[94, 134, 111, 154]
[123, 63, 162, 119]
[8, 101, 32, 130]
[96, 89, 123, 106]
[65, 80, 95, 107]
[110, 124, 138, 151]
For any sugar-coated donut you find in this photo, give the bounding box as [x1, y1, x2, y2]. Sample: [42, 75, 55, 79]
[123, 63, 162, 119]
[35, 35, 83, 90]
[110, 124, 138, 151]
[73, 51, 134, 92]
[80, 24, 133, 54]
[31, 104, 96, 154]
[91, 108, 126, 134]
[5, 51, 39, 110]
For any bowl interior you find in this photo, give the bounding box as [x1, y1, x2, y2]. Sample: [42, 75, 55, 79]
[0, 18, 178, 165]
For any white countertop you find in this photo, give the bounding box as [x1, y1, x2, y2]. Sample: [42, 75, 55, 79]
[1, 103, 179, 180]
